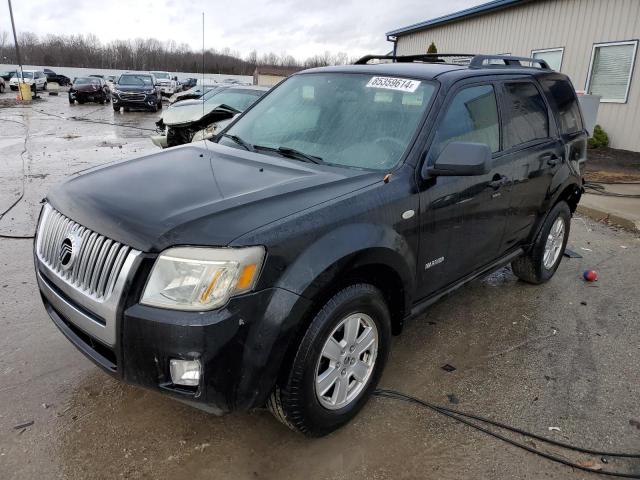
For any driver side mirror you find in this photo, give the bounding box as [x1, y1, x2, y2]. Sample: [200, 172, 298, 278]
[422, 141, 492, 178]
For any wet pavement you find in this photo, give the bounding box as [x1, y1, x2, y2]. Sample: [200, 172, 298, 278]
[1, 93, 639, 479]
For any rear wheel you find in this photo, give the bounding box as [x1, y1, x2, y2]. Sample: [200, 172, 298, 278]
[268, 284, 391, 436]
[511, 201, 570, 284]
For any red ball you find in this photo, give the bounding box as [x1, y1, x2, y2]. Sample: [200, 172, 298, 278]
[583, 270, 598, 282]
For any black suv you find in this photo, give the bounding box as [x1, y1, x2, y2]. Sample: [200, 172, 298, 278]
[34, 54, 585, 436]
[111, 72, 162, 112]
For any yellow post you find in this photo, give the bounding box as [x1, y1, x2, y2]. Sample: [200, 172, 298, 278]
[18, 82, 32, 101]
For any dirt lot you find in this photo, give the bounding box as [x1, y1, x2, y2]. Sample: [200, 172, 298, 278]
[1, 93, 639, 479]
[585, 147, 640, 183]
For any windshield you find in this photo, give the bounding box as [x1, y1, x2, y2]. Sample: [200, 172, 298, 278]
[205, 89, 264, 110]
[152, 72, 170, 80]
[220, 73, 435, 171]
[15, 71, 34, 79]
[74, 77, 100, 86]
[118, 74, 153, 86]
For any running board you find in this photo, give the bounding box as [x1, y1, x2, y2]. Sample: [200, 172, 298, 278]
[408, 248, 524, 321]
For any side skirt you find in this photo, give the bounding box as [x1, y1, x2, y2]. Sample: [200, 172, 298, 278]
[407, 247, 524, 321]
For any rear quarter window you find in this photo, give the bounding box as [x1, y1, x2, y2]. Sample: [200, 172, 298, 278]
[503, 82, 549, 148]
[541, 78, 584, 135]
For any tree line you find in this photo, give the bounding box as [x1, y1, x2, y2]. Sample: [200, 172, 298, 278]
[0, 31, 355, 74]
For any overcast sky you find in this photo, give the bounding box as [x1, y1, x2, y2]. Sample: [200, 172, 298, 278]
[1, 0, 481, 60]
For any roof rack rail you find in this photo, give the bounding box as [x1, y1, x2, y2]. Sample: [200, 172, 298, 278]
[354, 54, 475, 65]
[354, 53, 551, 70]
[469, 54, 550, 69]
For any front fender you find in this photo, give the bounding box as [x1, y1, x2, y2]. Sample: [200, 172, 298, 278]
[276, 222, 415, 309]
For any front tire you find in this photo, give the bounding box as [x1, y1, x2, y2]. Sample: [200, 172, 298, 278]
[511, 201, 571, 284]
[268, 284, 391, 436]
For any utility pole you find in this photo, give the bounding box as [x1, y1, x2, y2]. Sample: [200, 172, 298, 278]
[7, 0, 25, 100]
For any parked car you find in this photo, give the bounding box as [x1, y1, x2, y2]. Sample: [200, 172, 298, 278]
[9, 70, 47, 92]
[111, 73, 162, 112]
[43, 68, 71, 86]
[0, 70, 17, 81]
[89, 74, 105, 79]
[168, 84, 218, 104]
[68, 76, 111, 104]
[33, 54, 586, 437]
[151, 71, 178, 96]
[0, 76, 5, 94]
[180, 78, 197, 91]
[152, 86, 268, 147]
[106, 75, 117, 90]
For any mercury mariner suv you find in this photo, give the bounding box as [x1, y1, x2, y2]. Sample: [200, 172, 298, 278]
[34, 54, 586, 436]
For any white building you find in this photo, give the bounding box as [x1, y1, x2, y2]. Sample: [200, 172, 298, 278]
[386, 0, 640, 152]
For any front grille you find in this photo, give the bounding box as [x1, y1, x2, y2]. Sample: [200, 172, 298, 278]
[37, 204, 131, 300]
[119, 92, 145, 101]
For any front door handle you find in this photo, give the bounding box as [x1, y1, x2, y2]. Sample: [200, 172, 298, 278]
[540, 153, 559, 167]
[488, 175, 509, 190]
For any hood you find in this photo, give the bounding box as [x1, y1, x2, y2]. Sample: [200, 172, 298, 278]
[114, 84, 153, 92]
[47, 142, 379, 252]
[156, 78, 173, 85]
[161, 101, 234, 126]
[10, 77, 32, 84]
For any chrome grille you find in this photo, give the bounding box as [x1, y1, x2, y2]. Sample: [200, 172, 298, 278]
[36, 204, 131, 300]
[119, 92, 145, 101]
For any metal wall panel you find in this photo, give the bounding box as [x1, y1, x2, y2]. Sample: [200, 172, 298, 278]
[395, 0, 640, 151]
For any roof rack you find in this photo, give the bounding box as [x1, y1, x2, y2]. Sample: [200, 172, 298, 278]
[354, 53, 551, 70]
[354, 53, 476, 65]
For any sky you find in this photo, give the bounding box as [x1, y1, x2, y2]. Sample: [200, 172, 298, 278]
[1, 0, 481, 60]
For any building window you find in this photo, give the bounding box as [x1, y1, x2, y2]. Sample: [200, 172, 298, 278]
[531, 48, 564, 71]
[586, 40, 638, 103]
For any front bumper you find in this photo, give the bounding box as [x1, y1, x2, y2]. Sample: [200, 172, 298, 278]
[159, 85, 175, 95]
[70, 90, 106, 102]
[112, 91, 159, 108]
[35, 255, 310, 413]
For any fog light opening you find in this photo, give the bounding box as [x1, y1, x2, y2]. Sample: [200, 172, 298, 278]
[169, 359, 201, 387]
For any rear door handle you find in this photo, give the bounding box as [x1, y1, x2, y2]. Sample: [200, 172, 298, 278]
[540, 153, 559, 166]
[488, 175, 509, 190]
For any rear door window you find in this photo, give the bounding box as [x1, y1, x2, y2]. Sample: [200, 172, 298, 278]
[541, 78, 583, 134]
[503, 82, 549, 148]
[429, 84, 500, 163]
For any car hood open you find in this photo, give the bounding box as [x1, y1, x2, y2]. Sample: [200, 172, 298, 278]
[47, 142, 379, 252]
[161, 100, 236, 127]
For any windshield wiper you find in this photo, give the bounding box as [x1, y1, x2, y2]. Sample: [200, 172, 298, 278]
[220, 133, 254, 151]
[270, 146, 323, 164]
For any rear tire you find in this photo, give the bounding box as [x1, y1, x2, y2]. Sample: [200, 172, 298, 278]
[268, 284, 391, 437]
[511, 201, 570, 284]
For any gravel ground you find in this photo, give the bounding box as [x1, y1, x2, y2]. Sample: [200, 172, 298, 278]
[1, 93, 639, 480]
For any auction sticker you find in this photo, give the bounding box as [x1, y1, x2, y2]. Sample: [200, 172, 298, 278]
[366, 76, 421, 92]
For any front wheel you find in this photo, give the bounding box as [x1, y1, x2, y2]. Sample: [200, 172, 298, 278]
[511, 201, 571, 284]
[43, 82, 47, 91]
[268, 284, 391, 436]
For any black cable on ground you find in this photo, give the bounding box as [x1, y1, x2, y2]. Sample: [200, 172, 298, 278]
[0, 117, 29, 222]
[0, 233, 34, 239]
[32, 108, 157, 132]
[374, 389, 640, 478]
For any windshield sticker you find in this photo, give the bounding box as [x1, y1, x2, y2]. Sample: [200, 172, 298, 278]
[366, 76, 421, 92]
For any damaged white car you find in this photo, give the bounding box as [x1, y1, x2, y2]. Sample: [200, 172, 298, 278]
[151, 85, 268, 148]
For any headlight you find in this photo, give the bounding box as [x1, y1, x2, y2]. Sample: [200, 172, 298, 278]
[141, 246, 265, 310]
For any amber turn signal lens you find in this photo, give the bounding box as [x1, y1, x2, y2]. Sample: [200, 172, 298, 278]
[236, 263, 257, 290]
